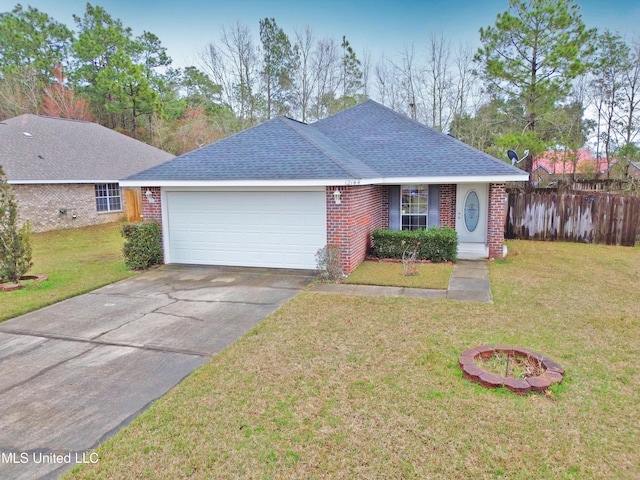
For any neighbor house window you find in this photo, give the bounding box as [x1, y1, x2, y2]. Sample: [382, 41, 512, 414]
[95, 183, 122, 212]
[401, 185, 428, 230]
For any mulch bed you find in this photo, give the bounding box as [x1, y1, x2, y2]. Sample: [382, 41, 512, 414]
[0, 274, 48, 292]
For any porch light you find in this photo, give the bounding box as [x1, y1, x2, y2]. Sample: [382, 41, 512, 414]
[145, 189, 156, 204]
[333, 189, 342, 205]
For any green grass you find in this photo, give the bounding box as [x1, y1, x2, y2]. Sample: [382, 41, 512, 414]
[66, 240, 640, 479]
[343, 260, 451, 289]
[0, 223, 135, 322]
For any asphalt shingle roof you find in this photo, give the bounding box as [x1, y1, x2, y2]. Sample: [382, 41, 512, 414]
[0, 114, 174, 182]
[313, 101, 523, 178]
[125, 100, 527, 182]
[127, 117, 377, 181]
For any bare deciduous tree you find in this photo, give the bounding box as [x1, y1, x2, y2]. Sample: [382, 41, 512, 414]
[200, 22, 261, 130]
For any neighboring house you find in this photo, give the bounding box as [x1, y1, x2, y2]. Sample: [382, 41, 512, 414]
[122, 100, 528, 273]
[0, 114, 174, 232]
[532, 149, 610, 184]
[599, 160, 640, 179]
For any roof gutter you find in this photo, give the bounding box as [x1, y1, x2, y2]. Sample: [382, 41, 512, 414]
[120, 174, 529, 188]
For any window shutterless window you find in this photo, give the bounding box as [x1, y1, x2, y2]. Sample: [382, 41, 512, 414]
[401, 185, 428, 230]
[95, 183, 122, 212]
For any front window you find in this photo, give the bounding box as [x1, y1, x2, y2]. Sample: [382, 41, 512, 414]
[401, 185, 428, 230]
[95, 183, 122, 212]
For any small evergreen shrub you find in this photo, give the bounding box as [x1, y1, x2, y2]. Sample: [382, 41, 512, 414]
[371, 227, 458, 262]
[315, 245, 344, 282]
[0, 165, 33, 283]
[120, 221, 163, 270]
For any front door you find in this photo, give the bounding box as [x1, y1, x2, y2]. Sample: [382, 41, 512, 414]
[456, 184, 488, 244]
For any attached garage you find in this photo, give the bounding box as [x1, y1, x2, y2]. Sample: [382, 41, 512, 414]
[164, 189, 326, 269]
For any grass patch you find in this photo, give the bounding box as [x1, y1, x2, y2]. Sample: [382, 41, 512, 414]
[343, 260, 451, 289]
[66, 240, 640, 479]
[0, 223, 135, 322]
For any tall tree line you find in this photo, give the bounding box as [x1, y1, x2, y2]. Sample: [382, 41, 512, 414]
[456, 0, 640, 178]
[373, 34, 482, 132]
[199, 20, 365, 127]
[1, 0, 639, 172]
[0, 4, 366, 153]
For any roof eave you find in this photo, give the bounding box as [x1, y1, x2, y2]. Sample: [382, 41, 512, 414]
[9, 179, 122, 184]
[119, 178, 374, 188]
[377, 174, 530, 184]
[120, 173, 529, 188]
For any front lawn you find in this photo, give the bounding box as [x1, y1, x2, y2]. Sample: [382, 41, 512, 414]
[343, 260, 451, 289]
[0, 223, 134, 322]
[67, 240, 640, 479]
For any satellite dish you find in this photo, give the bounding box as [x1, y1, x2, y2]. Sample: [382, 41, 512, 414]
[507, 149, 529, 166]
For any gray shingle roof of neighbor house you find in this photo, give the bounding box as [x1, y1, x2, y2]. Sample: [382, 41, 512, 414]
[0, 114, 174, 183]
[124, 99, 528, 184]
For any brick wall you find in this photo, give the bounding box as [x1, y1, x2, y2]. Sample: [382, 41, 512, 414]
[488, 183, 507, 259]
[439, 184, 456, 228]
[326, 185, 387, 273]
[13, 183, 125, 232]
[140, 186, 162, 223]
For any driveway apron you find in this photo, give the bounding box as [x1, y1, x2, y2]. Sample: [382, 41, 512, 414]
[0, 265, 314, 480]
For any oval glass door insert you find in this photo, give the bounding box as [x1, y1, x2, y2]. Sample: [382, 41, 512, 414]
[464, 191, 480, 232]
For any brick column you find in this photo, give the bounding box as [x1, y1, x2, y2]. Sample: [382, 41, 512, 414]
[488, 183, 507, 259]
[439, 184, 456, 228]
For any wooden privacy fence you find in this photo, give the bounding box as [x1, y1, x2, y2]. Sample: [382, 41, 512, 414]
[124, 188, 142, 222]
[506, 190, 640, 246]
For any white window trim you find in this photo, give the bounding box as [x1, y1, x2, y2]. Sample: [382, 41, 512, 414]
[401, 184, 428, 230]
[95, 183, 122, 213]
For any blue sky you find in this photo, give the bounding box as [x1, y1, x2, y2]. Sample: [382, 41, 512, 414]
[1, 0, 639, 69]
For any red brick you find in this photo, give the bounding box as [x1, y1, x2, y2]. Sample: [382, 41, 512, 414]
[458, 354, 476, 368]
[462, 364, 484, 382]
[542, 359, 565, 375]
[541, 371, 563, 384]
[504, 377, 531, 395]
[479, 371, 504, 388]
[526, 375, 553, 392]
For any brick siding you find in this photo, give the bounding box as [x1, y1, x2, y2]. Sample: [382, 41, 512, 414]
[488, 183, 507, 259]
[140, 186, 163, 224]
[326, 185, 388, 273]
[134, 183, 505, 271]
[439, 184, 456, 228]
[13, 183, 125, 232]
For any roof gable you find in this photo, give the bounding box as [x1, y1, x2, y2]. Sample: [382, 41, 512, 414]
[313, 100, 525, 178]
[0, 114, 174, 183]
[127, 117, 375, 182]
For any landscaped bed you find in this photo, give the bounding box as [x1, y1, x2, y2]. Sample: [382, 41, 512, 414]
[65, 240, 640, 479]
[343, 259, 452, 289]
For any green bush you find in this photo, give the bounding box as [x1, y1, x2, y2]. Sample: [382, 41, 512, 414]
[120, 221, 163, 270]
[371, 227, 458, 262]
[0, 165, 33, 283]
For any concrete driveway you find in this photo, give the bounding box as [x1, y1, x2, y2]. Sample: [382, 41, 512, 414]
[0, 265, 314, 480]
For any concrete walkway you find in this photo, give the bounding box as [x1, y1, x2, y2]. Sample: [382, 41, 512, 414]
[309, 260, 492, 303]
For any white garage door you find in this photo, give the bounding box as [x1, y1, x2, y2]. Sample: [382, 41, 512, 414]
[165, 190, 326, 269]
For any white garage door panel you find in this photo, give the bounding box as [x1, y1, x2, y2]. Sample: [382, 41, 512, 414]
[166, 191, 326, 269]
